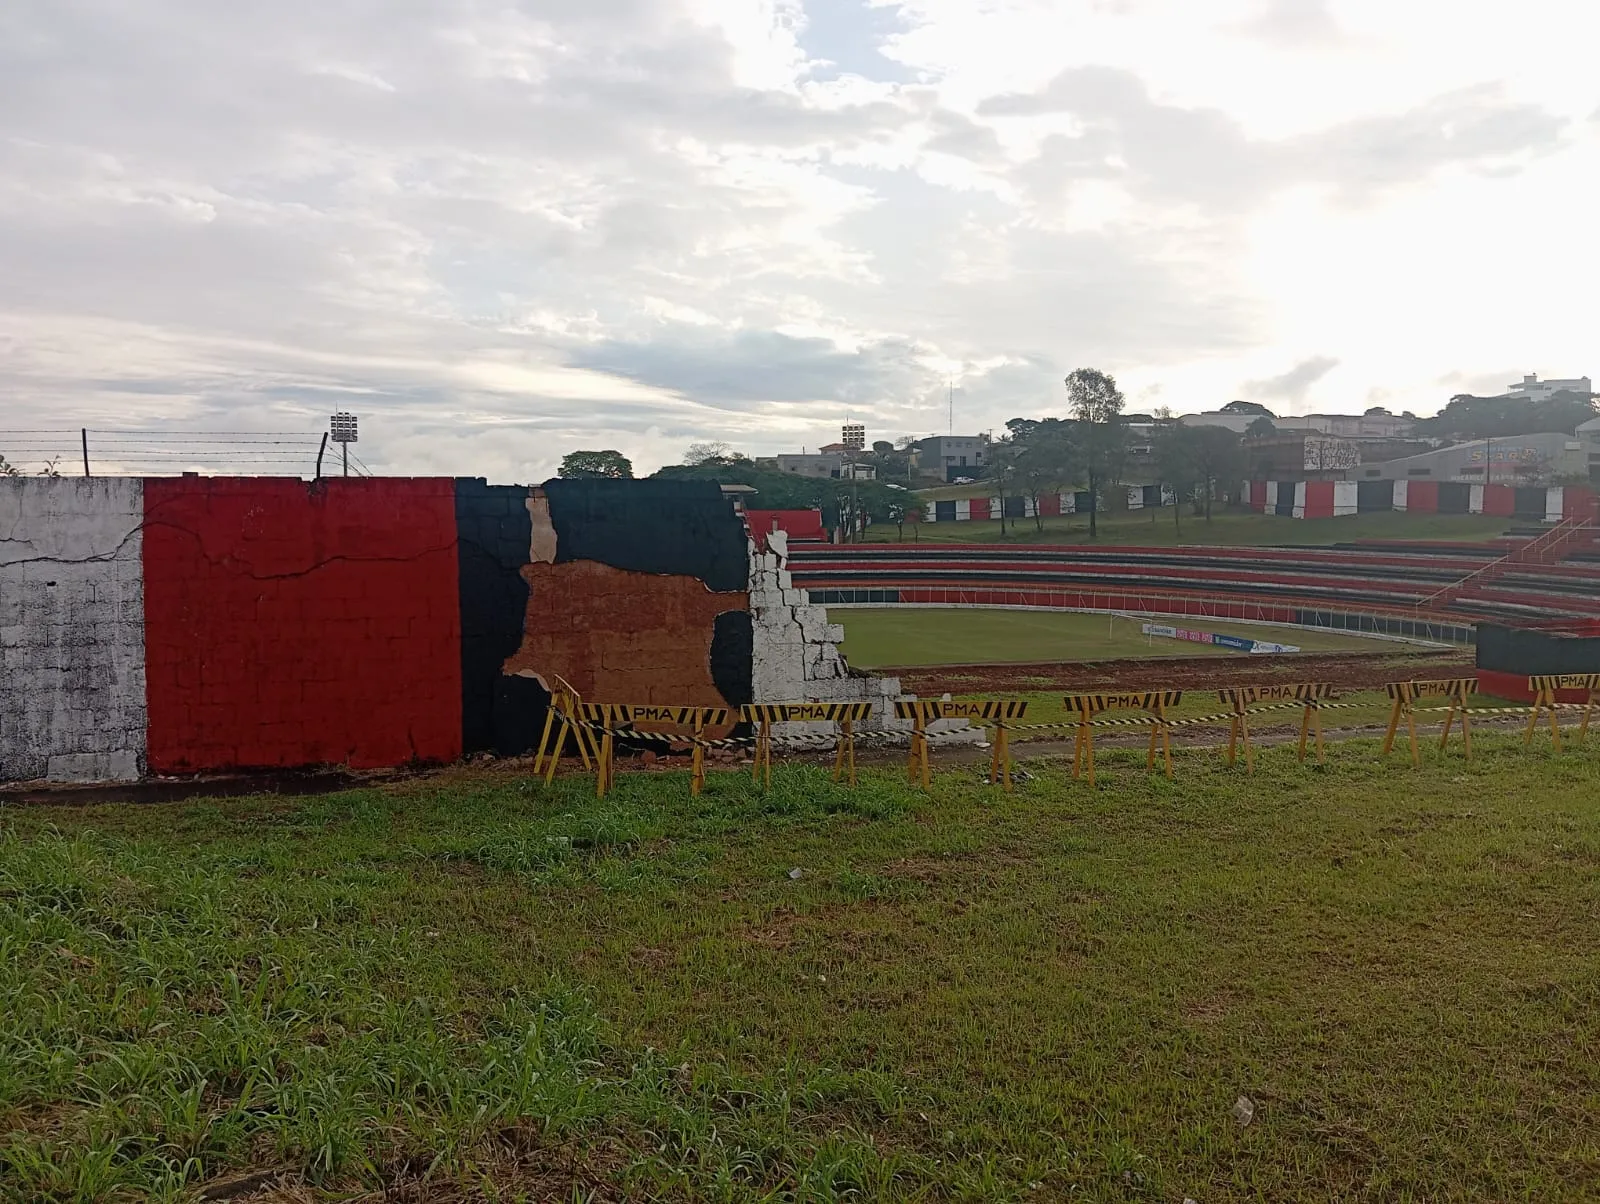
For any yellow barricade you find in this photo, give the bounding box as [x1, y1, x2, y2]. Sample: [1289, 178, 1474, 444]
[1383, 678, 1477, 766]
[741, 701, 875, 788]
[893, 698, 1028, 789]
[579, 703, 730, 797]
[1525, 673, 1600, 751]
[1216, 683, 1335, 773]
[1063, 690, 1182, 786]
[532, 677, 598, 784]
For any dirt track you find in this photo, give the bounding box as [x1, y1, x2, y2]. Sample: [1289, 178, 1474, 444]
[885, 648, 1474, 696]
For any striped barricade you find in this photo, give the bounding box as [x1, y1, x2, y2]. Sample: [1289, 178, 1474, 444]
[893, 699, 1028, 789]
[1064, 690, 1182, 786]
[1525, 673, 1599, 751]
[1217, 683, 1336, 773]
[1383, 678, 1477, 766]
[741, 702, 876, 787]
[578, 703, 730, 797]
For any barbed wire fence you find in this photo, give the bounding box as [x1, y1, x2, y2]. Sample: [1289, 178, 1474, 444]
[0, 428, 374, 478]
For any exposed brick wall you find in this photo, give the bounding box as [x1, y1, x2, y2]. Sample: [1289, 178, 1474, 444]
[142, 478, 463, 772]
[502, 559, 747, 709]
[0, 478, 147, 782]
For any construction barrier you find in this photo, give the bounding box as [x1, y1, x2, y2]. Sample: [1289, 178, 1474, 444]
[1217, 683, 1335, 773]
[1525, 673, 1599, 751]
[1065, 690, 1182, 787]
[742, 701, 875, 787]
[894, 699, 1029, 790]
[536, 672, 1597, 796]
[1383, 678, 1479, 766]
[578, 704, 730, 797]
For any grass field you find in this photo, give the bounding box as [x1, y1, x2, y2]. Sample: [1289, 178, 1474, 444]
[5, 736, 1600, 1202]
[837, 608, 1389, 668]
[881, 509, 1512, 547]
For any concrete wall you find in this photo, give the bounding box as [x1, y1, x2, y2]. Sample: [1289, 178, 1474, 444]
[0, 476, 910, 782]
[0, 478, 147, 781]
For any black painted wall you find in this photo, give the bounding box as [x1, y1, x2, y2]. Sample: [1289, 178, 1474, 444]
[1477, 622, 1600, 675]
[543, 478, 749, 592]
[455, 480, 536, 755]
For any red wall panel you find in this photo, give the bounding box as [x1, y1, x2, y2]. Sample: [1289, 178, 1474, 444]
[968, 497, 990, 521]
[1038, 492, 1062, 518]
[1406, 480, 1439, 513]
[1563, 487, 1597, 522]
[1482, 484, 1516, 517]
[1303, 481, 1335, 520]
[745, 508, 825, 550]
[144, 478, 463, 773]
[1250, 481, 1267, 511]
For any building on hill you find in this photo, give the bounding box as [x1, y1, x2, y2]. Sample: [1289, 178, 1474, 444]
[1505, 373, 1592, 402]
[841, 423, 866, 451]
[1355, 431, 1595, 485]
[915, 434, 989, 481]
[1183, 407, 1415, 440]
[775, 452, 844, 478]
[1245, 431, 1362, 481]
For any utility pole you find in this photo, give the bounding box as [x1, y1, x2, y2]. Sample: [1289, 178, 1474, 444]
[948, 381, 953, 435]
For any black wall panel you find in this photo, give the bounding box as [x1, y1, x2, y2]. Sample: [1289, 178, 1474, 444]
[543, 479, 749, 592]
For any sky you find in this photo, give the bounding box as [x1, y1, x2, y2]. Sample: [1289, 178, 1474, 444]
[2, 0, 1597, 481]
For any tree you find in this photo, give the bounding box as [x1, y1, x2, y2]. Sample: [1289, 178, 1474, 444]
[986, 438, 1023, 536]
[1222, 400, 1275, 417]
[1004, 418, 1076, 532]
[872, 440, 895, 456]
[1188, 426, 1244, 520]
[1064, 368, 1128, 539]
[1246, 415, 1277, 439]
[1419, 391, 1597, 441]
[684, 441, 740, 466]
[0, 454, 20, 478]
[559, 449, 633, 479]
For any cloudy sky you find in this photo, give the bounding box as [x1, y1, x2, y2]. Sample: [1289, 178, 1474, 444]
[3, 0, 1596, 480]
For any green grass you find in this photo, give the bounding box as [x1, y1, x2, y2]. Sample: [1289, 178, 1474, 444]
[885, 509, 1512, 546]
[837, 608, 1392, 668]
[5, 735, 1600, 1202]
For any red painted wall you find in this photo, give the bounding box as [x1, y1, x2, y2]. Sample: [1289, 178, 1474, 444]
[1406, 481, 1439, 513]
[1039, 493, 1062, 517]
[968, 497, 991, 521]
[144, 478, 463, 773]
[1564, 487, 1597, 521]
[1482, 484, 1516, 517]
[745, 508, 825, 550]
[1303, 481, 1335, 520]
[1249, 481, 1267, 511]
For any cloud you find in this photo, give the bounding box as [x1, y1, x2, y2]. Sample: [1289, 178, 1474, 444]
[982, 68, 1565, 215]
[569, 325, 928, 406]
[0, 0, 1591, 480]
[1241, 356, 1340, 404]
[1233, 0, 1347, 47]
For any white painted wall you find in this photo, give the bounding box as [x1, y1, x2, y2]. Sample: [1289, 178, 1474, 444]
[1333, 481, 1359, 517]
[0, 478, 146, 781]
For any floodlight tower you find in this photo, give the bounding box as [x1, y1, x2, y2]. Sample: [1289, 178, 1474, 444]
[329, 412, 358, 477]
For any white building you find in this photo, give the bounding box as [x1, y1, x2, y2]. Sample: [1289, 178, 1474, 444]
[1504, 373, 1592, 402]
[1180, 408, 1415, 439]
[775, 453, 843, 479]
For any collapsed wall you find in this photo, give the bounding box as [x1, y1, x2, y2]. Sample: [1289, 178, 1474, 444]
[0, 476, 931, 784]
